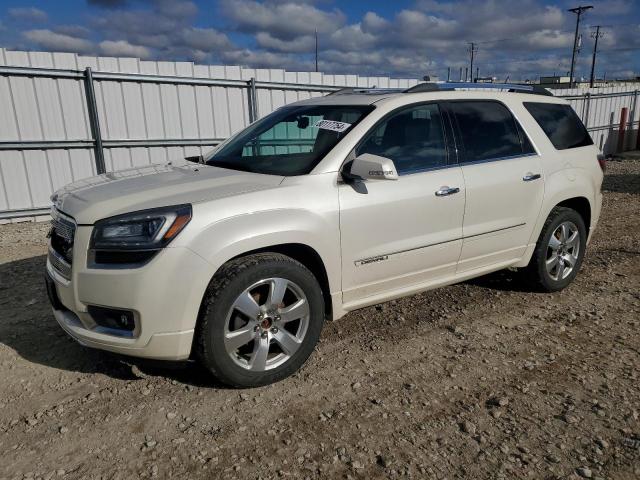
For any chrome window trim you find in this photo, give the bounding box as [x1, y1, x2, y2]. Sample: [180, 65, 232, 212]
[398, 163, 460, 177]
[457, 152, 540, 168]
[397, 152, 539, 177]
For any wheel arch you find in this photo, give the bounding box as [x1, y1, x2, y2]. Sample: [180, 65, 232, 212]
[516, 193, 594, 268]
[226, 243, 333, 319]
[555, 196, 591, 239]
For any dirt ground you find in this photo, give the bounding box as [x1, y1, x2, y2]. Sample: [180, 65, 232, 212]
[0, 157, 639, 480]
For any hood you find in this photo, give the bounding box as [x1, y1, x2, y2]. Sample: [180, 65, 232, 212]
[52, 163, 284, 224]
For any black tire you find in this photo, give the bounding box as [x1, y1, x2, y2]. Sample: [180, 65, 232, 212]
[524, 206, 587, 292]
[195, 253, 324, 388]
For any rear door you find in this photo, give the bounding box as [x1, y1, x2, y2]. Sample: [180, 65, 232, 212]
[446, 100, 545, 272]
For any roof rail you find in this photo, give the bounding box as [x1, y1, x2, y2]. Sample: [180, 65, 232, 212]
[327, 87, 405, 96]
[404, 82, 553, 96]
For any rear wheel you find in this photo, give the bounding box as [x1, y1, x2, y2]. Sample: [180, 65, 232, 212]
[196, 253, 324, 388]
[525, 207, 587, 292]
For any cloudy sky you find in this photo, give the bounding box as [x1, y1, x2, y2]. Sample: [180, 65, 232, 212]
[0, 0, 638, 80]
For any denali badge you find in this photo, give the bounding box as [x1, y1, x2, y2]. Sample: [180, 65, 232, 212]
[355, 255, 389, 266]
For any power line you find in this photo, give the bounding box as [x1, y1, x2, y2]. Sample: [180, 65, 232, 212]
[568, 5, 594, 86]
[589, 25, 604, 87]
[314, 28, 318, 73]
[601, 46, 640, 51]
[473, 28, 578, 46]
[468, 42, 478, 82]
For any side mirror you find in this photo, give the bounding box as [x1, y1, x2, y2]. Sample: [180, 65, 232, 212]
[344, 153, 398, 181]
[185, 155, 204, 164]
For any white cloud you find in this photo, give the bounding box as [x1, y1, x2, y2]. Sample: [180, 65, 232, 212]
[221, 48, 309, 70]
[7, 0, 640, 81]
[24, 29, 95, 54]
[221, 0, 346, 40]
[99, 40, 152, 58]
[255, 32, 315, 53]
[8, 7, 48, 23]
[180, 27, 232, 51]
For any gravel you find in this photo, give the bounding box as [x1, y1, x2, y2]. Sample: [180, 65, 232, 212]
[0, 156, 639, 479]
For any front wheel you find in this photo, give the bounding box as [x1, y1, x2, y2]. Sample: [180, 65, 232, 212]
[195, 253, 324, 388]
[524, 206, 587, 292]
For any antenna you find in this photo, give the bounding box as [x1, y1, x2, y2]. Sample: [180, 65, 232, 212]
[314, 28, 318, 72]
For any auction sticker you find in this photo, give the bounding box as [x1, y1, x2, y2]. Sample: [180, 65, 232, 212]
[314, 119, 351, 133]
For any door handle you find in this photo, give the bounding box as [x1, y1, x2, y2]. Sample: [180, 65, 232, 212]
[523, 173, 541, 182]
[435, 186, 460, 197]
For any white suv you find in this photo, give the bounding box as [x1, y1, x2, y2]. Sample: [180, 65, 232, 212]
[46, 83, 604, 387]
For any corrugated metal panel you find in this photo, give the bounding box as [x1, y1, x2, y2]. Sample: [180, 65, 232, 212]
[3, 47, 638, 221]
[554, 84, 640, 153]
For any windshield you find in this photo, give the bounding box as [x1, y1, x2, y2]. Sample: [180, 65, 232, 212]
[205, 104, 374, 175]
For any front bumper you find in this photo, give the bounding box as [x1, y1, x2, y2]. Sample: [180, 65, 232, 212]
[46, 225, 213, 360]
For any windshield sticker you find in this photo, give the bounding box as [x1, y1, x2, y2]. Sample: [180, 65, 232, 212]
[314, 119, 351, 133]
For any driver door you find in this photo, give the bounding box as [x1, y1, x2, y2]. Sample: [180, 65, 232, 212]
[338, 103, 466, 307]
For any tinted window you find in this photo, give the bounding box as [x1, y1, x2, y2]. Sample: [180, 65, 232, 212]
[206, 105, 373, 175]
[356, 103, 447, 174]
[524, 102, 593, 150]
[450, 101, 523, 162]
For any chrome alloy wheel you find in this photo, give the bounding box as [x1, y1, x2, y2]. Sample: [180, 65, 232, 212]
[546, 221, 580, 281]
[223, 278, 310, 371]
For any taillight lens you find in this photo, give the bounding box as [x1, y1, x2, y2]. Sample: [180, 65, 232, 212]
[597, 153, 606, 172]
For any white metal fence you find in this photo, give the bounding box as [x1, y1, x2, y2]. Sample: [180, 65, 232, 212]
[559, 83, 640, 154]
[0, 48, 638, 222]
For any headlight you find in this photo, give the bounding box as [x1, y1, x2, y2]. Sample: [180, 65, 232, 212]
[91, 204, 192, 251]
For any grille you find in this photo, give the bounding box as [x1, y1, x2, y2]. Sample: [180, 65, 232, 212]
[51, 216, 75, 242]
[48, 247, 72, 280]
[49, 209, 76, 279]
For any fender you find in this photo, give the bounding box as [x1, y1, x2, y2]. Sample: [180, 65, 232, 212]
[514, 167, 597, 267]
[183, 206, 343, 318]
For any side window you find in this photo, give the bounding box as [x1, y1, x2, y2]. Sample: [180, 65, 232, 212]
[449, 101, 523, 162]
[356, 103, 447, 174]
[523, 102, 593, 150]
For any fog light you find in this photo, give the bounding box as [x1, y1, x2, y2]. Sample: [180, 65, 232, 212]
[88, 305, 136, 332]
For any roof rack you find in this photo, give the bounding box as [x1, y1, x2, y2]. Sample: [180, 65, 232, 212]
[404, 82, 553, 96]
[327, 87, 405, 96]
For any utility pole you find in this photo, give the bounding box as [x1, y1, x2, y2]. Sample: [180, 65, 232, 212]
[314, 28, 318, 72]
[568, 5, 593, 86]
[590, 25, 604, 87]
[468, 42, 478, 83]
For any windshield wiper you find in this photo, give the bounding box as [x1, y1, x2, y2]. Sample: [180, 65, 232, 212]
[185, 155, 204, 164]
[205, 160, 256, 174]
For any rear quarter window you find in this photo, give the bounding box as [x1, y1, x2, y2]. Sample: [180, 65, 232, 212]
[523, 102, 593, 150]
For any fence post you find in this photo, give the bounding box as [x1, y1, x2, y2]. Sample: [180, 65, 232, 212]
[633, 90, 640, 151]
[583, 92, 591, 128]
[83, 67, 106, 174]
[247, 77, 258, 123]
[617, 107, 628, 154]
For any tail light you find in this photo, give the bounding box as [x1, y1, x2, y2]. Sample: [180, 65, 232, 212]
[597, 153, 606, 172]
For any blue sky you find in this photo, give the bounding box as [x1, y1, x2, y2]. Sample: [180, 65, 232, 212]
[0, 0, 639, 80]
